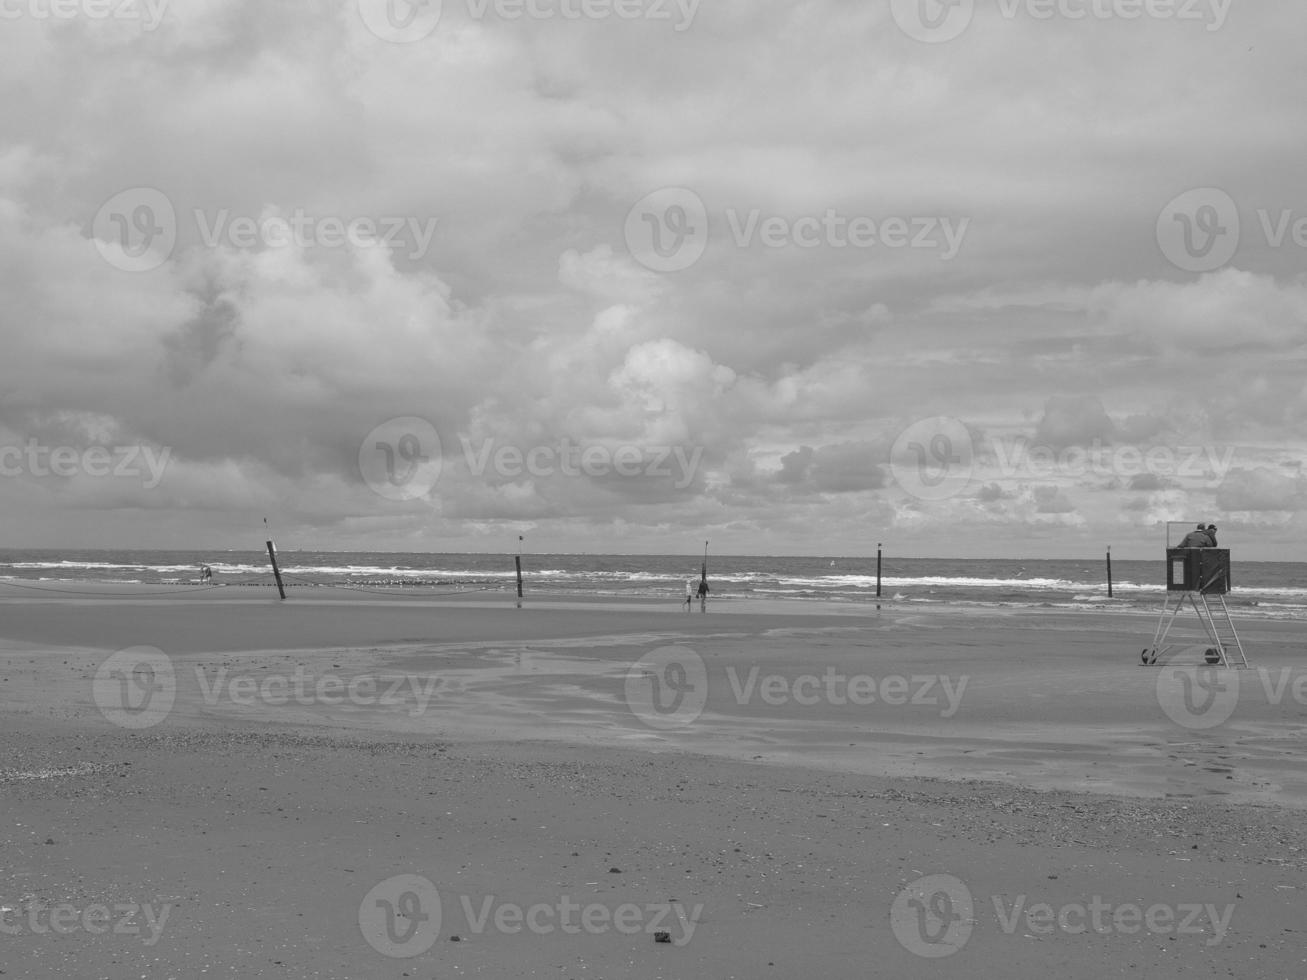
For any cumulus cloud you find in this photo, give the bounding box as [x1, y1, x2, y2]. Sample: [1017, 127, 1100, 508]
[1089, 270, 1307, 352]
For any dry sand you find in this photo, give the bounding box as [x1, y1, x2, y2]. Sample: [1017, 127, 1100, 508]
[1, 581, 1305, 978]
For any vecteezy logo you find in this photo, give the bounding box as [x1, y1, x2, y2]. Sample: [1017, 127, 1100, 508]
[359, 417, 443, 501]
[890, 873, 974, 957]
[1156, 187, 1240, 273]
[624, 187, 709, 273]
[890, 417, 974, 501]
[889, 0, 975, 43]
[92, 187, 178, 273]
[1156, 665, 1240, 730]
[624, 645, 709, 729]
[93, 647, 176, 729]
[359, 874, 442, 957]
[357, 0, 443, 42]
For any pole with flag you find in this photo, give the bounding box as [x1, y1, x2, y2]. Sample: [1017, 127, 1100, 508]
[699, 540, 709, 612]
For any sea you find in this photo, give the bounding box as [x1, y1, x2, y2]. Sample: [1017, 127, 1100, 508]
[2, 549, 1306, 619]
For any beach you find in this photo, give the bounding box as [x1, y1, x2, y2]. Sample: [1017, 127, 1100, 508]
[2, 584, 1306, 978]
[13, 2, 1307, 978]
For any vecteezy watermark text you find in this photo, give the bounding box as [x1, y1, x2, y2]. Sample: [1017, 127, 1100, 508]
[991, 438, 1235, 485]
[988, 893, 1233, 946]
[889, 416, 1237, 501]
[0, 441, 171, 489]
[459, 436, 703, 490]
[194, 209, 438, 260]
[92, 188, 441, 272]
[463, 0, 700, 29]
[623, 646, 969, 731]
[359, 874, 701, 958]
[0, 0, 171, 30]
[93, 647, 449, 729]
[725, 667, 968, 716]
[194, 667, 443, 718]
[358, 416, 706, 500]
[721, 209, 969, 258]
[356, 0, 701, 43]
[454, 894, 700, 945]
[624, 188, 969, 272]
[0, 899, 172, 946]
[891, 0, 1232, 44]
[890, 873, 1235, 958]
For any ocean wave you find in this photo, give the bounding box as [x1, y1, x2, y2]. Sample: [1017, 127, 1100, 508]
[5, 551, 1307, 618]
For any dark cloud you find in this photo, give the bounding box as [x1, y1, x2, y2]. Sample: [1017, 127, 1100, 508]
[1033, 486, 1076, 514]
[1128, 474, 1170, 491]
[1034, 395, 1116, 451]
[774, 443, 887, 495]
[1215, 468, 1306, 512]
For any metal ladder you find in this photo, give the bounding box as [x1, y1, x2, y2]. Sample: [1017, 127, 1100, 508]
[1197, 593, 1250, 668]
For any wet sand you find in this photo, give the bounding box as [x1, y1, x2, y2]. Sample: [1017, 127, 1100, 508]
[2, 583, 1306, 978]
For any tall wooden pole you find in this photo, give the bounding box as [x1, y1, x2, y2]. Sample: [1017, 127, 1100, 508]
[266, 539, 286, 600]
[876, 543, 883, 599]
[1106, 546, 1113, 599]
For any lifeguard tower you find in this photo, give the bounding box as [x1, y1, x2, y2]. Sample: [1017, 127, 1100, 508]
[1141, 522, 1248, 668]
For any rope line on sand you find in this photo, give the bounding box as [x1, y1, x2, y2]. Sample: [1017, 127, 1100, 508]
[0, 573, 509, 600]
[2, 576, 694, 602]
[0, 580, 234, 598]
[278, 574, 508, 598]
[326, 584, 505, 597]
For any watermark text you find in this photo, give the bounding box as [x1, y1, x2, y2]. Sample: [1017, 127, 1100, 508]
[0, 900, 172, 946]
[0, 441, 170, 489]
[0, 0, 171, 30]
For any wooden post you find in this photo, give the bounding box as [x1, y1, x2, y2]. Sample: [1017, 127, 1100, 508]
[876, 543, 883, 598]
[515, 535, 524, 608]
[266, 539, 286, 600]
[1106, 546, 1113, 599]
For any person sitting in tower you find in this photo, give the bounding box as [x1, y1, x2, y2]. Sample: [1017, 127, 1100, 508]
[1205, 524, 1218, 547]
[1178, 523, 1212, 548]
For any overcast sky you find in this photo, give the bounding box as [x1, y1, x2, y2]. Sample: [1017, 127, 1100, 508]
[1, 0, 1304, 559]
